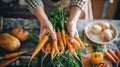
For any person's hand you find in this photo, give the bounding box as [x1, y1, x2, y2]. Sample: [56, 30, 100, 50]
[67, 21, 79, 43]
[33, 6, 57, 41]
[39, 21, 57, 40]
[67, 6, 81, 43]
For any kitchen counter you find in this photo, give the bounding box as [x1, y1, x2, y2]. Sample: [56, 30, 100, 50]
[0, 18, 120, 67]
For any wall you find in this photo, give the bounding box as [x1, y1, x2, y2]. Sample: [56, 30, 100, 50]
[91, 0, 118, 19]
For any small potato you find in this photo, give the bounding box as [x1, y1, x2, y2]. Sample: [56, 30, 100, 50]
[100, 29, 113, 41]
[91, 24, 102, 34]
[0, 33, 21, 51]
[98, 21, 110, 30]
[11, 28, 29, 41]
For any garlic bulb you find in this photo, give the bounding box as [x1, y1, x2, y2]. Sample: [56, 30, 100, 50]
[91, 24, 102, 34]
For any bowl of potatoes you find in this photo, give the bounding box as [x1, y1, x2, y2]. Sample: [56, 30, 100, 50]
[85, 20, 118, 44]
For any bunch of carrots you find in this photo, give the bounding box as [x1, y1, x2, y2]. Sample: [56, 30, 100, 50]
[0, 50, 31, 67]
[28, 6, 85, 67]
[104, 49, 120, 64]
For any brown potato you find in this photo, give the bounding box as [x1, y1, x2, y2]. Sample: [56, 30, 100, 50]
[0, 33, 21, 51]
[11, 28, 29, 41]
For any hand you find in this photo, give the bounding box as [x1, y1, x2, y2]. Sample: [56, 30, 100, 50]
[67, 21, 79, 42]
[67, 6, 81, 42]
[39, 21, 57, 40]
[33, 6, 57, 40]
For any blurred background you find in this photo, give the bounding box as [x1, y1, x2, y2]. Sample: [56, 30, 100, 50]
[0, 0, 120, 19]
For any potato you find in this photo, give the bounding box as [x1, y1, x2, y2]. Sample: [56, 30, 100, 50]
[98, 21, 110, 30]
[91, 24, 102, 34]
[0, 33, 21, 51]
[100, 29, 113, 41]
[11, 28, 29, 41]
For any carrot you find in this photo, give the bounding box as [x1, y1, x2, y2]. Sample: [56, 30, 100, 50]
[57, 31, 65, 54]
[0, 56, 19, 67]
[61, 29, 66, 46]
[44, 43, 51, 53]
[28, 35, 49, 67]
[74, 36, 85, 49]
[42, 43, 51, 54]
[52, 40, 59, 59]
[104, 52, 116, 64]
[66, 34, 81, 61]
[107, 49, 119, 61]
[51, 44, 56, 60]
[71, 39, 81, 49]
[5, 51, 31, 59]
[67, 39, 81, 61]
[41, 43, 51, 67]
[116, 49, 120, 59]
[52, 40, 59, 54]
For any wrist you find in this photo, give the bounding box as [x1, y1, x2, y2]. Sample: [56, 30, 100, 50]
[40, 19, 51, 26]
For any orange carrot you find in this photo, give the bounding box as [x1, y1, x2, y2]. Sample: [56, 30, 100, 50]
[116, 49, 120, 59]
[28, 35, 49, 66]
[44, 43, 51, 53]
[51, 44, 56, 60]
[71, 39, 81, 49]
[41, 43, 51, 67]
[61, 29, 66, 46]
[66, 34, 81, 61]
[107, 49, 119, 61]
[42, 43, 51, 54]
[0, 56, 19, 67]
[67, 39, 81, 61]
[52, 40, 59, 59]
[57, 31, 65, 54]
[5, 51, 30, 59]
[52, 40, 59, 54]
[104, 52, 116, 64]
[74, 36, 85, 49]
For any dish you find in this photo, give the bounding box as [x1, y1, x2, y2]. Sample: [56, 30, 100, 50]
[85, 20, 118, 44]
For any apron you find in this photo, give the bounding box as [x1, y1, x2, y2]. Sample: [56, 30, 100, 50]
[42, 0, 93, 20]
[79, 0, 93, 20]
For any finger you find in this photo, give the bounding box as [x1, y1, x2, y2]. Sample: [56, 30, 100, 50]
[75, 29, 79, 37]
[69, 31, 75, 43]
[67, 23, 74, 43]
[48, 29, 57, 40]
[39, 29, 47, 40]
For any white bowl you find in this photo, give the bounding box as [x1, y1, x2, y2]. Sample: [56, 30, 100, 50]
[85, 20, 118, 44]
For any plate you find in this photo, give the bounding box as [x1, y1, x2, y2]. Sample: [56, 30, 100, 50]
[85, 20, 118, 44]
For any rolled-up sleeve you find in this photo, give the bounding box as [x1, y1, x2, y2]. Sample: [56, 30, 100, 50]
[70, 0, 86, 11]
[26, 0, 44, 14]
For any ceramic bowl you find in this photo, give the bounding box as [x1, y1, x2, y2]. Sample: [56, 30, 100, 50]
[85, 20, 118, 44]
